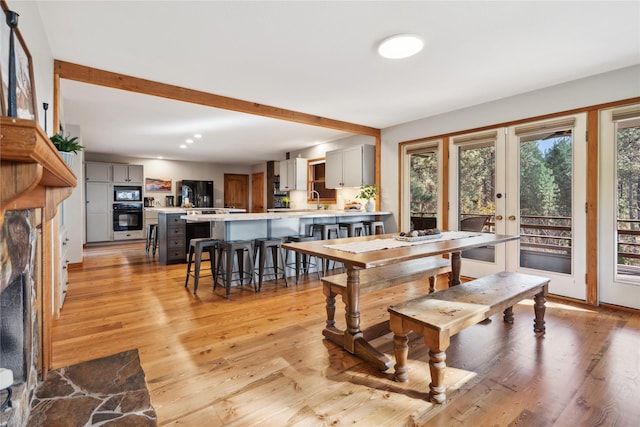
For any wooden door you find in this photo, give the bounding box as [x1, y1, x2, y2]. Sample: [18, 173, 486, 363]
[251, 172, 265, 213]
[224, 174, 249, 210]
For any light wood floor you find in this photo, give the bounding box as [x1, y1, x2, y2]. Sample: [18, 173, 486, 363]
[53, 242, 640, 426]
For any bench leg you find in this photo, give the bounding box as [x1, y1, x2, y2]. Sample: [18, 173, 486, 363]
[428, 275, 436, 293]
[323, 285, 337, 329]
[428, 349, 447, 404]
[533, 291, 546, 334]
[503, 306, 514, 323]
[392, 333, 409, 382]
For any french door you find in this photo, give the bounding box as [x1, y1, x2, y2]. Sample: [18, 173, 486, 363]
[401, 139, 443, 232]
[450, 114, 587, 300]
[599, 104, 640, 309]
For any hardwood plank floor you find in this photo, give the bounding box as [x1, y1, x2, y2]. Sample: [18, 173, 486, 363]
[53, 242, 640, 426]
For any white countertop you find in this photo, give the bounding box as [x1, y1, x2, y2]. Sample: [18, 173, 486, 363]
[145, 207, 246, 214]
[180, 210, 391, 222]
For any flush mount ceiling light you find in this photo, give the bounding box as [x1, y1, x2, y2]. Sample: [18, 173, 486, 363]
[378, 34, 424, 59]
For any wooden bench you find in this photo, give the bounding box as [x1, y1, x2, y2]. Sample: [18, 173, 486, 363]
[388, 271, 549, 404]
[322, 257, 452, 338]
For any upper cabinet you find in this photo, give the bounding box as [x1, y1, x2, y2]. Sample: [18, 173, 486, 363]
[326, 144, 375, 188]
[85, 162, 111, 182]
[279, 158, 307, 191]
[113, 164, 143, 184]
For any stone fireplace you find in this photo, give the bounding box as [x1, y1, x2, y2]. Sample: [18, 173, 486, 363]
[1, 210, 40, 427]
[1, 118, 77, 426]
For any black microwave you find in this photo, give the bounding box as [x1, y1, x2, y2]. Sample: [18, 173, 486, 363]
[114, 186, 142, 202]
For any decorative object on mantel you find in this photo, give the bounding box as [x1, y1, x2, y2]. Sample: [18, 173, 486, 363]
[1, 2, 37, 120]
[49, 132, 83, 167]
[357, 184, 378, 212]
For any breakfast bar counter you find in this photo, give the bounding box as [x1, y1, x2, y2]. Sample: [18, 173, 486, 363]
[180, 210, 395, 242]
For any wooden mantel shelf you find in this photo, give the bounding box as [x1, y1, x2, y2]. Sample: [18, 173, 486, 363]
[1, 117, 77, 222]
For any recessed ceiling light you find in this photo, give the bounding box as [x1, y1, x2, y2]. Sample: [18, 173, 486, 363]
[157, 156, 163, 159]
[180, 144, 187, 149]
[378, 34, 424, 59]
[194, 134, 202, 139]
[186, 139, 194, 144]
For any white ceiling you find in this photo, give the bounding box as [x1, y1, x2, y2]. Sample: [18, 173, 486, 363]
[36, 1, 640, 165]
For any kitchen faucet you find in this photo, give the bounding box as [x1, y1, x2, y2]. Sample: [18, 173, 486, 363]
[310, 190, 321, 209]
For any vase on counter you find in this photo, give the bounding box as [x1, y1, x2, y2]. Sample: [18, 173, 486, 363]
[365, 199, 375, 212]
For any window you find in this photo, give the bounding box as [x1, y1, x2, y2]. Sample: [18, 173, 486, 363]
[308, 158, 336, 203]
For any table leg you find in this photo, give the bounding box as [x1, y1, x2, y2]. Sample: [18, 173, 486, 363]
[450, 251, 461, 286]
[346, 268, 392, 370]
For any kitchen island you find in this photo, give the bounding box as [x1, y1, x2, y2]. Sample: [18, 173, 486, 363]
[180, 210, 395, 242]
[146, 207, 246, 264]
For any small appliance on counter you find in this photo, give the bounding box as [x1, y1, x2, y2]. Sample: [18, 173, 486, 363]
[143, 197, 155, 207]
[165, 195, 175, 207]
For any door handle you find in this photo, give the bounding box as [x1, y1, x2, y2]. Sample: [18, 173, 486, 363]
[495, 215, 503, 221]
[508, 215, 517, 221]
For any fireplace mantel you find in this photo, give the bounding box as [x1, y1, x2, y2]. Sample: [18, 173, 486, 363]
[0, 117, 77, 225]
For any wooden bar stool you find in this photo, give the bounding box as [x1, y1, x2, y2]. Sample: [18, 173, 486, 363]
[145, 223, 158, 256]
[184, 238, 219, 294]
[285, 235, 321, 284]
[363, 220, 385, 235]
[253, 237, 288, 291]
[215, 240, 255, 297]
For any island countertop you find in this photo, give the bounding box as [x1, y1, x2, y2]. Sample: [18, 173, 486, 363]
[179, 210, 392, 222]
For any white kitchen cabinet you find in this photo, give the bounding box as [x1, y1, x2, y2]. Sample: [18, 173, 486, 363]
[279, 158, 307, 191]
[113, 164, 143, 184]
[326, 144, 375, 188]
[86, 182, 112, 242]
[85, 162, 111, 182]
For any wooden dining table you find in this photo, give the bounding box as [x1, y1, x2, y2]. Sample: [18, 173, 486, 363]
[282, 231, 519, 371]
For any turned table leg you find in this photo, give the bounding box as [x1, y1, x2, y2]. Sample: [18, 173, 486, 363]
[533, 291, 546, 334]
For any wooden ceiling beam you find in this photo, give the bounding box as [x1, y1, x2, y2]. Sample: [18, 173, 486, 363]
[54, 60, 380, 137]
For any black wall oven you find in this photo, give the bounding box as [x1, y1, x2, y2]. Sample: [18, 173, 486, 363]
[112, 203, 143, 231]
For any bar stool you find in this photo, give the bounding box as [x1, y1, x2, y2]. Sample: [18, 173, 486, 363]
[310, 223, 340, 240]
[184, 238, 219, 294]
[284, 235, 321, 284]
[145, 223, 158, 256]
[363, 220, 385, 236]
[339, 222, 366, 238]
[253, 237, 288, 291]
[215, 240, 255, 297]
[310, 223, 342, 274]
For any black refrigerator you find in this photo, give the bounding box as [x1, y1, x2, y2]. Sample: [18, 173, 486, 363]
[176, 180, 214, 207]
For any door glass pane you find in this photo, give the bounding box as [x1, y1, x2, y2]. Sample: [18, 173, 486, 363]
[519, 130, 572, 274]
[409, 151, 438, 229]
[616, 117, 640, 277]
[458, 143, 495, 262]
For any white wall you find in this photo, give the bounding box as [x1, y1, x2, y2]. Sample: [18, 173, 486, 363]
[380, 65, 640, 220]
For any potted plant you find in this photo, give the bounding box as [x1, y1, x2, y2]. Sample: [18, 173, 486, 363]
[357, 184, 378, 212]
[50, 132, 84, 167]
[281, 195, 290, 208]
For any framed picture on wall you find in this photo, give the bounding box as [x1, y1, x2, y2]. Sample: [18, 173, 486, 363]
[145, 177, 172, 192]
[1, 0, 38, 120]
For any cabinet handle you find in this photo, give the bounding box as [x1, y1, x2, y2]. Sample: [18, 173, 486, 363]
[495, 215, 503, 221]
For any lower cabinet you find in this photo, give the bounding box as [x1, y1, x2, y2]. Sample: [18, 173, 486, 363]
[158, 213, 187, 264]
